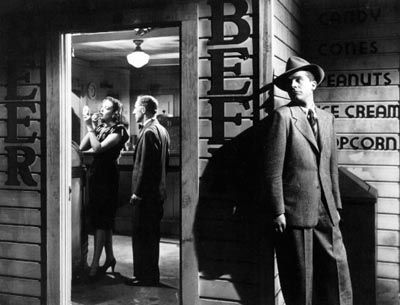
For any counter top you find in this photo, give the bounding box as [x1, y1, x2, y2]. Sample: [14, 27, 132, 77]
[81, 151, 180, 167]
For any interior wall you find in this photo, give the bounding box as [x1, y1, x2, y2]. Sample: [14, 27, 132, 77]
[71, 58, 130, 144]
[303, 1, 400, 304]
[114, 64, 181, 237]
[129, 65, 180, 139]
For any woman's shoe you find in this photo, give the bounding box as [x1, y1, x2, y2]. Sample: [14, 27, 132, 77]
[101, 258, 116, 273]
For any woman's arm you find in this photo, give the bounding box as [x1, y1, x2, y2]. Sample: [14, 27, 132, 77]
[79, 132, 91, 151]
[80, 108, 121, 153]
[89, 132, 121, 153]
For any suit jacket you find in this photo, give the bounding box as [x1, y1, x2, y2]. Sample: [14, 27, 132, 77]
[264, 103, 342, 227]
[132, 118, 170, 202]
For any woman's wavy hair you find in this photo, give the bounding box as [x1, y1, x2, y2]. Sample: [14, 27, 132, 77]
[104, 96, 127, 125]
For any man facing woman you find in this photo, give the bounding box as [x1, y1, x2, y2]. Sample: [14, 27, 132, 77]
[79, 96, 129, 280]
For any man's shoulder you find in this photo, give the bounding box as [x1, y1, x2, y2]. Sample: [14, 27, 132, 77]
[154, 121, 170, 137]
[144, 123, 169, 142]
[272, 104, 292, 118]
[146, 124, 158, 132]
[316, 106, 334, 120]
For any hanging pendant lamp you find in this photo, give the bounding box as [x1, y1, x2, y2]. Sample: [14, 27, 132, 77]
[126, 39, 150, 68]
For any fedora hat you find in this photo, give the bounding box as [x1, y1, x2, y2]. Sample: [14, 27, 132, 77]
[274, 56, 325, 91]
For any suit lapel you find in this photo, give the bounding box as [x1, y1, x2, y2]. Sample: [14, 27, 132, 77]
[290, 106, 320, 153]
[137, 119, 155, 142]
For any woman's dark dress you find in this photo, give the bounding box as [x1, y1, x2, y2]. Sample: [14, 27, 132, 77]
[89, 123, 128, 230]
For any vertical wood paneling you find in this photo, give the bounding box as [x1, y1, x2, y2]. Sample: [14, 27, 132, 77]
[182, 14, 200, 305]
[46, 29, 62, 305]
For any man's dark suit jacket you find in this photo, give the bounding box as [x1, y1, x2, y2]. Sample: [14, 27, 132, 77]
[132, 118, 170, 201]
[265, 103, 341, 227]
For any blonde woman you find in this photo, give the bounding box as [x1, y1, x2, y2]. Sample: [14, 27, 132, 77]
[80, 96, 129, 280]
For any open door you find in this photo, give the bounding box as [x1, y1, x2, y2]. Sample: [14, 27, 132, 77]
[69, 26, 181, 303]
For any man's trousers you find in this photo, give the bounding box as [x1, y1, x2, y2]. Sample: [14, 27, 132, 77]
[275, 202, 353, 305]
[131, 198, 163, 282]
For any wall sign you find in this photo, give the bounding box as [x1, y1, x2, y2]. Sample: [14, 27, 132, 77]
[318, 40, 377, 56]
[319, 101, 400, 151]
[320, 103, 399, 118]
[205, 0, 253, 147]
[323, 71, 392, 87]
[2, 65, 38, 187]
[318, 7, 381, 25]
[337, 135, 398, 150]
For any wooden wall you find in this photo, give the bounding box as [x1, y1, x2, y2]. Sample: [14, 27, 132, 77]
[271, 0, 303, 110]
[270, 0, 303, 304]
[0, 15, 45, 305]
[195, 0, 275, 304]
[303, 0, 400, 304]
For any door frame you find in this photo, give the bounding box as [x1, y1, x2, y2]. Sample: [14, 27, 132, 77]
[46, 3, 199, 304]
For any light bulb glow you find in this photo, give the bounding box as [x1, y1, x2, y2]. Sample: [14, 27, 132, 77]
[127, 50, 150, 68]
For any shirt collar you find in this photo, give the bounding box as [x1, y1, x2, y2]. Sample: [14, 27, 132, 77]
[300, 105, 317, 117]
[141, 117, 156, 129]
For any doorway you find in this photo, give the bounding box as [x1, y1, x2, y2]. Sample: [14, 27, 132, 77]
[46, 5, 199, 304]
[68, 27, 181, 304]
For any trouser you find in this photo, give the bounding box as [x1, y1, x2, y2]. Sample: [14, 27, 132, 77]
[275, 202, 353, 305]
[131, 198, 163, 282]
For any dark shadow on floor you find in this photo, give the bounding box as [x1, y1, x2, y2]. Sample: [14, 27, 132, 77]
[194, 117, 275, 305]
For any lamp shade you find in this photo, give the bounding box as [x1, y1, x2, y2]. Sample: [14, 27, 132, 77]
[127, 40, 150, 68]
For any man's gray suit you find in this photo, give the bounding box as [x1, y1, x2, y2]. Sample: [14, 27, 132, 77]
[131, 118, 169, 283]
[265, 103, 352, 305]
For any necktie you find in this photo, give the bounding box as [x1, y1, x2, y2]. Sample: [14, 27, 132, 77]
[307, 109, 318, 137]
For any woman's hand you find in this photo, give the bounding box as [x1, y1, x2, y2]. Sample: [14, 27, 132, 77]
[91, 112, 102, 122]
[83, 105, 93, 127]
[91, 112, 102, 128]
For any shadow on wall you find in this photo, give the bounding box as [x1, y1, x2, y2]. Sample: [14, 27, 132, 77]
[194, 117, 275, 305]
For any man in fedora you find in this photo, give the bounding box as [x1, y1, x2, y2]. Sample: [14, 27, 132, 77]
[264, 56, 352, 305]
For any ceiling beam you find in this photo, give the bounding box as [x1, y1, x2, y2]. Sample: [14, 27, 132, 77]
[71, 27, 179, 44]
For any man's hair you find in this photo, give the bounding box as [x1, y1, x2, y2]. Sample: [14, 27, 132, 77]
[137, 95, 158, 115]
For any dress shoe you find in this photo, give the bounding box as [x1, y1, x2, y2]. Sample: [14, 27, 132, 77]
[87, 267, 102, 283]
[124, 278, 159, 287]
[100, 258, 116, 273]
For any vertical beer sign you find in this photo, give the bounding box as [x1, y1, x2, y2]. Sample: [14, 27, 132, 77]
[199, 0, 257, 170]
[0, 19, 43, 303]
[1, 58, 41, 189]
